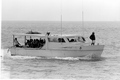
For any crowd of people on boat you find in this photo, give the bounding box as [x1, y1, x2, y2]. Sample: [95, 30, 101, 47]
[14, 38, 46, 48]
[25, 38, 46, 48]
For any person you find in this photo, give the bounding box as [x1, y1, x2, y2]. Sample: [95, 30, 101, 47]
[14, 38, 21, 47]
[46, 32, 50, 36]
[25, 40, 30, 47]
[89, 32, 95, 45]
[29, 39, 33, 47]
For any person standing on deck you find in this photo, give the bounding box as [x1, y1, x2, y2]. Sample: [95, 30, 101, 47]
[89, 32, 95, 45]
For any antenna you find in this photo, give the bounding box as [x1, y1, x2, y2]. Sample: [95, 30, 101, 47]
[82, 11, 84, 36]
[82, 11, 84, 30]
[60, 0, 63, 45]
[82, 0, 84, 36]
[61, 15, 62, 36]
[61, 0, 62, 36]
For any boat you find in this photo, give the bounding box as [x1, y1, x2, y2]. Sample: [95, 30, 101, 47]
[9, 32, 104, 58]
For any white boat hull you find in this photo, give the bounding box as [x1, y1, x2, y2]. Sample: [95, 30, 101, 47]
[9, 45, 104, 58]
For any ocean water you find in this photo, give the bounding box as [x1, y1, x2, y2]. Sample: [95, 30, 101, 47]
[1, 21, 120, 79]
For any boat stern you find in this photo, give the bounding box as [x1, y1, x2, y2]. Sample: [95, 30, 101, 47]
[85, 45, 104, 58]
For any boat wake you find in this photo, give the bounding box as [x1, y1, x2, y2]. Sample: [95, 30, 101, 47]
[9, 56, 104, 61]
[79, 57, 105, 61]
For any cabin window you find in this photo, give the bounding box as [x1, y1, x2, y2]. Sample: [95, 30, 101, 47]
[48, 38, 58, 42]
[58, 38, 65, 43]
[67, 37, 77, 42]
[48, 38, 65, 43]
[77, 37, 86, 42]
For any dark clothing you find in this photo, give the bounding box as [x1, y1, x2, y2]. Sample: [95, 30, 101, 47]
[90, 33, 95, 40]
[90, 32, 95, 45]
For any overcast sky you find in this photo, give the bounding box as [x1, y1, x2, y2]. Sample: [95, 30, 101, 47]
[2, 0, 120, 21]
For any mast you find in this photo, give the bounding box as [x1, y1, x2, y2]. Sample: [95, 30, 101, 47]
[61, 14, 62, 36]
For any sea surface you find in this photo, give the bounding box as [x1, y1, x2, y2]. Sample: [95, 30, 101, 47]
[1, 21, 120, 79]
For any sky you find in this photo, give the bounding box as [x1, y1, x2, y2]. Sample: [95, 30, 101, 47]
[2, 0, 120, 21]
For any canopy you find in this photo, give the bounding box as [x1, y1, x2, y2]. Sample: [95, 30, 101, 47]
[13, 33, 84, 38]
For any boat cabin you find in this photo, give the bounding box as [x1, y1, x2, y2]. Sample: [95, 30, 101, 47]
[12, 33, 86, 49]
